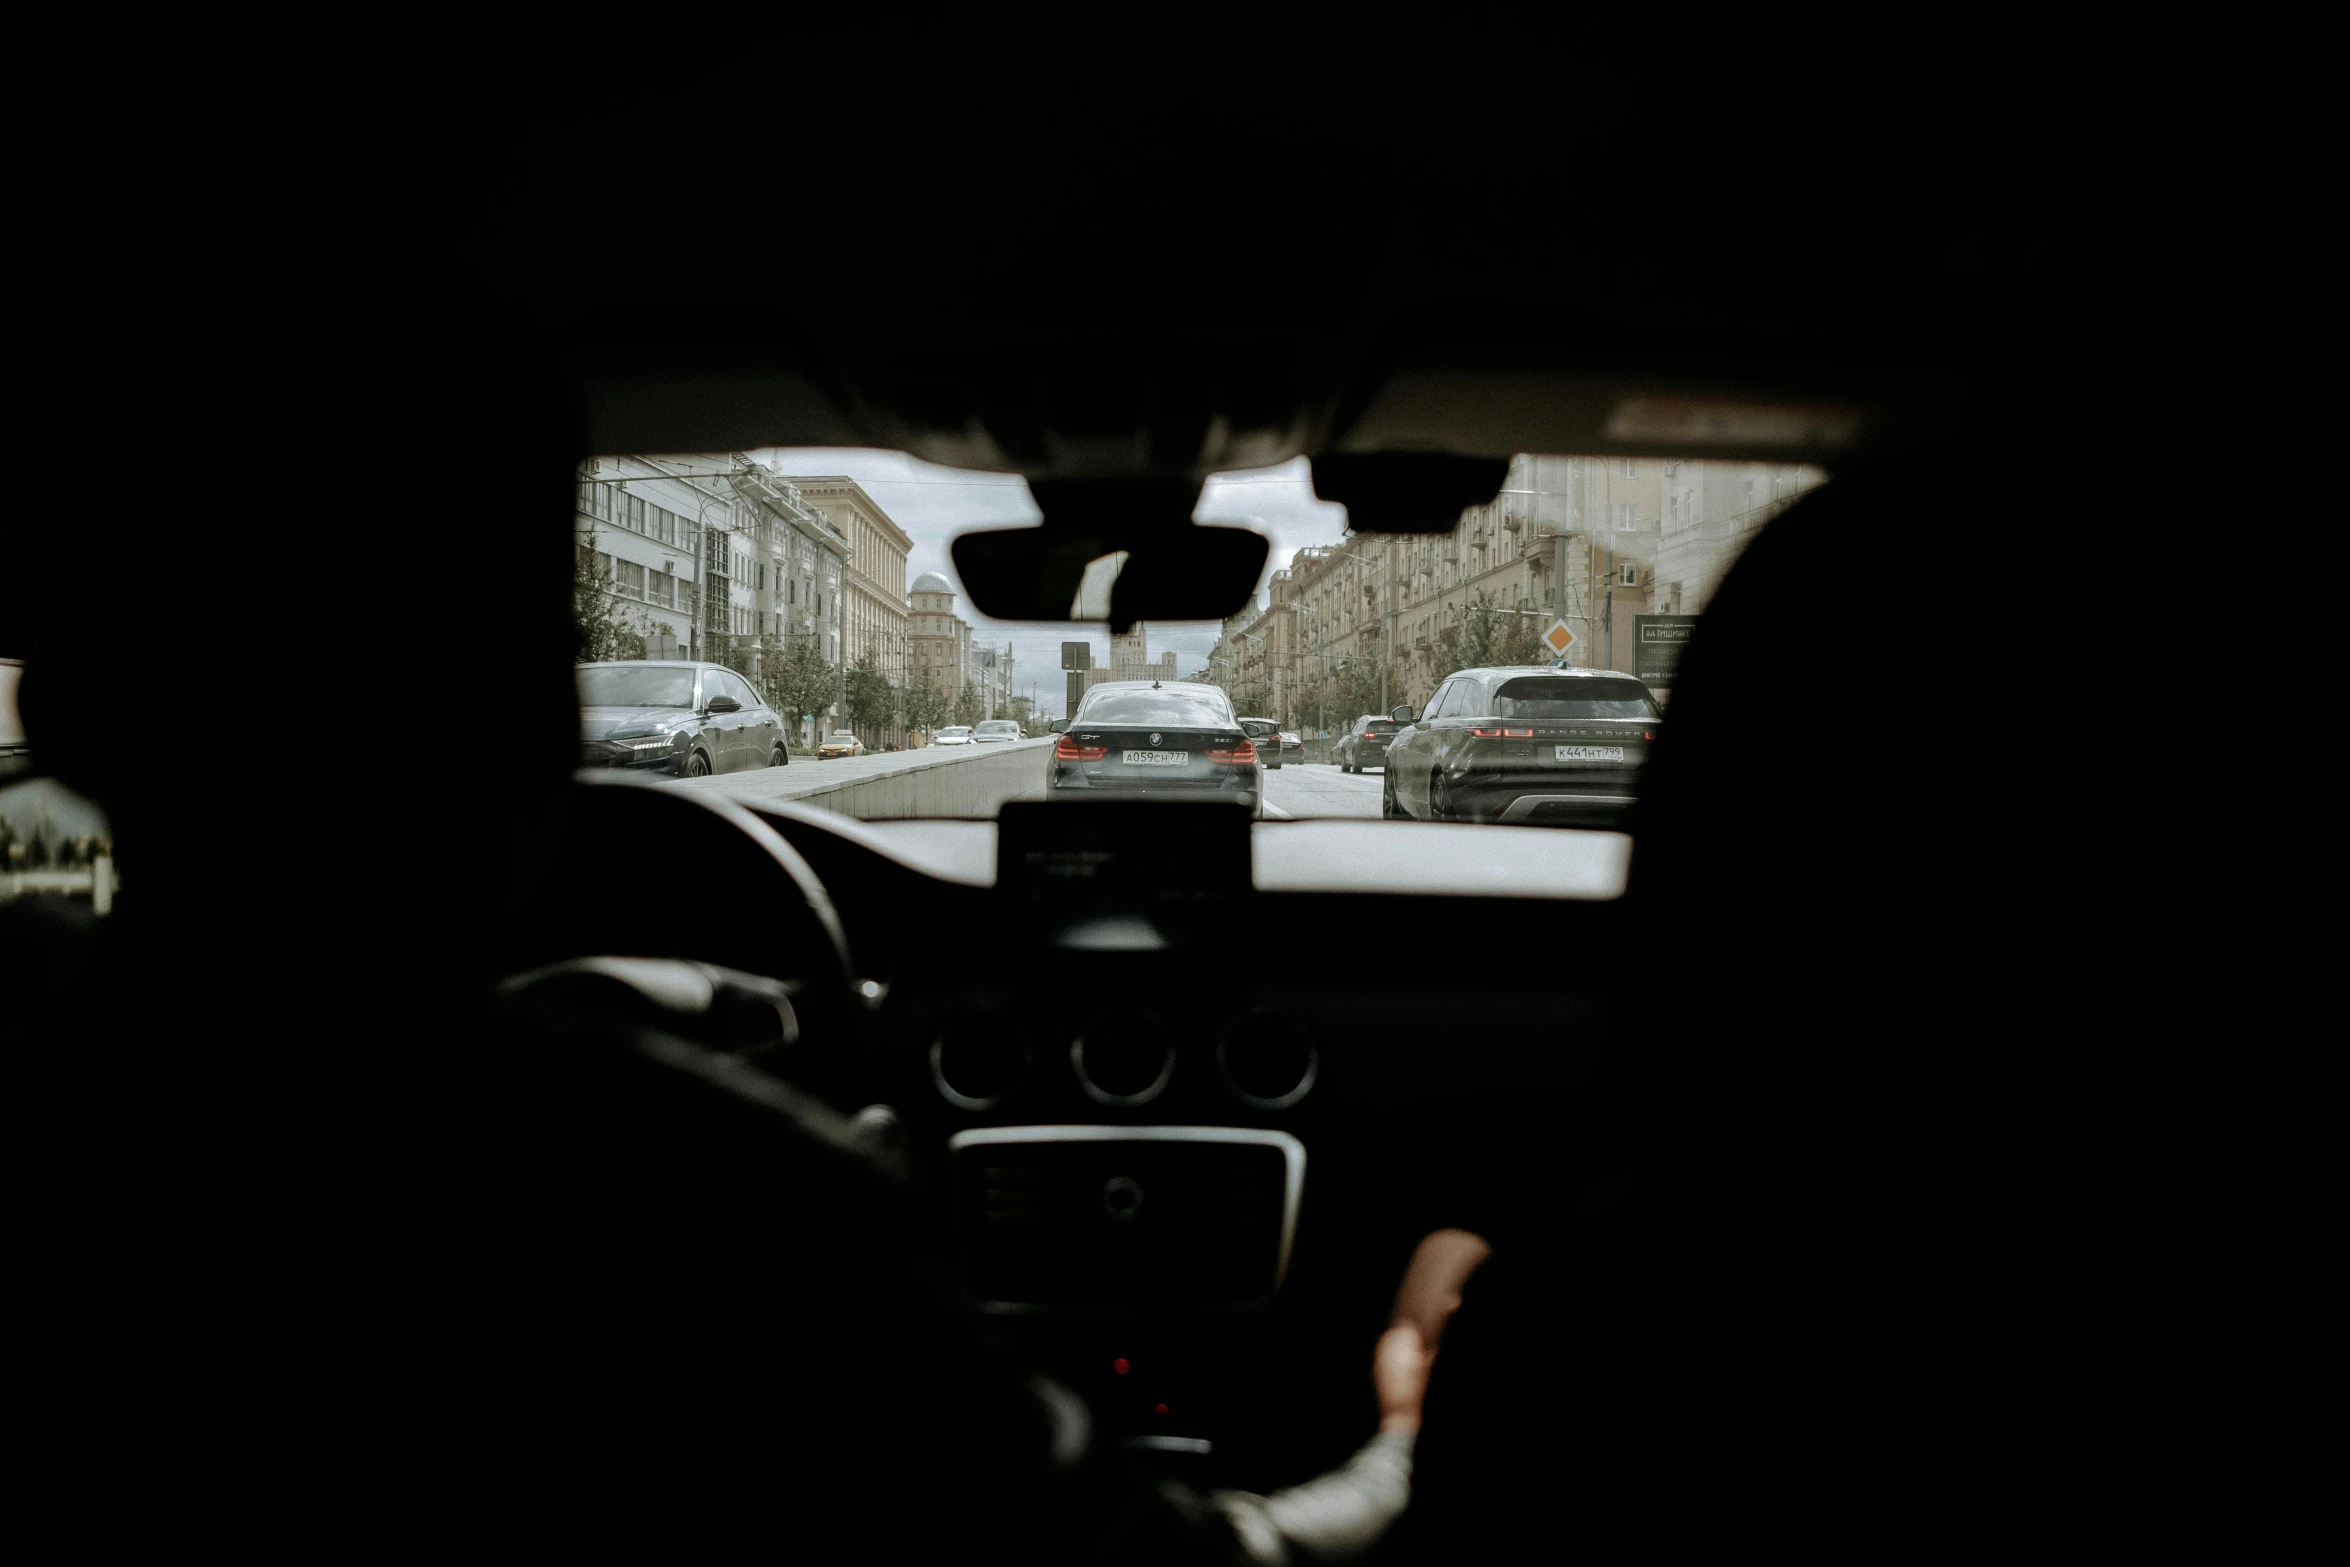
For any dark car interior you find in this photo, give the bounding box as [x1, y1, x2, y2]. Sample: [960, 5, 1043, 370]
[11, 97, 2179, 1558]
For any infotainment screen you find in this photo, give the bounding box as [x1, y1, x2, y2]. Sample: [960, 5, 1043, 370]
[995, 799, 1251, 937]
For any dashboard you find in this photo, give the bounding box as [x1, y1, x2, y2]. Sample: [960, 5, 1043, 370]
[735, 797, 1634, 1479]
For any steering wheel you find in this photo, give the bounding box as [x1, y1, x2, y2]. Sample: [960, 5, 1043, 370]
[492, 772, 856, 1036]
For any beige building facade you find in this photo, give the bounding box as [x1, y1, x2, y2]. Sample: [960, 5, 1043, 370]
[1203, 454, 1825, 731]
[790, 476, 913, 747]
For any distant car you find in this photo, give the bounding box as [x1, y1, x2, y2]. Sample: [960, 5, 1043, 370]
[1047, 681, 1261, 816]
[816, 731, 865, 759]
[577, 661, 788, 778]
[1335, 714, 1402, 773]
[1278, 731, 1301, 755]
[1237, 716, 1285, 769]
[1381, 665, 1661, 827]
[973, 720, 1022, 743]
[933, 726, 975, 746]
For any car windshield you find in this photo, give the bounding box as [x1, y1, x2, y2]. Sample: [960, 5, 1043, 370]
[1491, 677, 1661, 719]
[577, 665, 695, 708]
[572, 450, 1810, 823]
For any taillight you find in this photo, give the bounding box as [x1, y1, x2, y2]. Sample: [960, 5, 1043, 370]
[1468, 727, 1534, 738]
[1644, 731, 1654, 741]
[1205, 739, 1257, 764]
[1055, 736, 1107, 761]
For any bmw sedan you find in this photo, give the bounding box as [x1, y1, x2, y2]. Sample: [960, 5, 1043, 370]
[1046, 682, 1261, 814]
[974, 720, 1022, 743]
[577, 661, 788, 777]
[1382, 665, 1659, 826]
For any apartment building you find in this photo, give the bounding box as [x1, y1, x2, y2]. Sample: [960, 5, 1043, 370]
[787, 475, 912, 745]
[1210, 453, 1825, 727]
[575, 457, 726, 660]
[909, 573, 972, 702]
[1079, 625, 1178, 695]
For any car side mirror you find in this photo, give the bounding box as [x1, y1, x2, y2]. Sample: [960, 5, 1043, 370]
[706, 695, 741, 713]
[1240, 720, 1276, 739]
[1049, 718, 1068, 733]
[1389, 704, 1416, 723]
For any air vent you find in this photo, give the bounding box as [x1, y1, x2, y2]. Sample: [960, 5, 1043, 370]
[1217, 1014, 1319, 1109]
[932, 1020, 1033, 1110]
[1072, 1013, 1176, 1106]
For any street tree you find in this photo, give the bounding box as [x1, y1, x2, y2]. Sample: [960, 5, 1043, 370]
[755, 635, 841, 749]
[574, 523, 651, 663]
[900, 670, 952, 738]
[843, 650, 895, 742]
[952, 680, 982, 727]
[1490, 607, 1545, 668]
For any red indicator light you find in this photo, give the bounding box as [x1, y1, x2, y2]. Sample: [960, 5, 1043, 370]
[1154, 1403, 1169, 1416]
[1112, 1358, 1131, 1375]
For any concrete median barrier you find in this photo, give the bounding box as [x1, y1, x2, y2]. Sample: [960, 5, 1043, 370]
[663, 737, 1054, 820]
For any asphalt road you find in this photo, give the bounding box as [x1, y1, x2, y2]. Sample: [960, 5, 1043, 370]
[1260, 762, 1384, 819]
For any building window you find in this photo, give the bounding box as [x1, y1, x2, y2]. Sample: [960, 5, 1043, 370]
[1622, 459, 1637, 478]
[648, 571, 674, 609]
[615, 559, 646, 600]
[1615, 502, 1640, 532]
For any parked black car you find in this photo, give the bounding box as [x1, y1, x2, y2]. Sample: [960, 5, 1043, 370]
[1046, 681, 1262, 815]
[1335, 714, 1402, 773]
[1381, 666, 1659, 827]
[577, 661, 789, 777]
[1236, 716, 1285, 769]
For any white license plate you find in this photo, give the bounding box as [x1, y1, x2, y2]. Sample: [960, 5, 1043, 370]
[1123, 749, 1190, 766]
[1555, 745, 1625, 761]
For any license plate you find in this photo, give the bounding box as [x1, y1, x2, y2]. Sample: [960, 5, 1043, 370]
[1123, 749, 1190, 766]
[1555, 745, 1625, 761]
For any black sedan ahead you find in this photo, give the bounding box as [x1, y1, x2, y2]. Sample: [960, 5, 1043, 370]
[577, 661, 789, 777]
[1045, 681, 1262, 815]
[1382, 665, 1659, 827]
[1335, 714, 1402, 772]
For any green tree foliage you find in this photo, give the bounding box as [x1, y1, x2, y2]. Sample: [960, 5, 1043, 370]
[574, 524, 651, 663]
[1490, 609, 1546, 669]
[952, 681, 982, 727]
[900, 670, 952, 737]
[1321, 659, 1386, 731]
[763, 636, 844, 746]
[843, 650, 895, 740]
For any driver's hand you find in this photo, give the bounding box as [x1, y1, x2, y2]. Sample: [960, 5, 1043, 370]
[1376, 1228, 1494, 1435]
[1374, 1323, 1434, 1434]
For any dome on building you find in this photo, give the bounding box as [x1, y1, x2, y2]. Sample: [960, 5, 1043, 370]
[910, 572, 954, 594]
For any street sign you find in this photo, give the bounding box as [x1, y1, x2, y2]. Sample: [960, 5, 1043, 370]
[1060, 641, 1093, 671]
[1541, 619, 1577, 658]
[1634, 615, 1699, 687]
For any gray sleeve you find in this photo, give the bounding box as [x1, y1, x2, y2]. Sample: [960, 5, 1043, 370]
[1207, 1429, 1416, 1565]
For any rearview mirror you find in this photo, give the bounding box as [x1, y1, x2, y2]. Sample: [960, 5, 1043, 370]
[951, 521, 1270, 629]
[1389, 704, 1416, 723]
[706, 695, 741, 713]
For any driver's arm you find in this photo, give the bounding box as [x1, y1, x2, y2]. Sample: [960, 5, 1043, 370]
[1203, 1229, 1494, 1563]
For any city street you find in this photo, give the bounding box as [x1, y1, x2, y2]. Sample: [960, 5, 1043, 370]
[1261, 762, 1383, 819]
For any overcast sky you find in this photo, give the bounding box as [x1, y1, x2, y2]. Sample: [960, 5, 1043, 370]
[752, 448, 1350, 714]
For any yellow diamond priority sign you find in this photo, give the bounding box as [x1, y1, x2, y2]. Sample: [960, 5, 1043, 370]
[1542, 619, 1577, 656]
